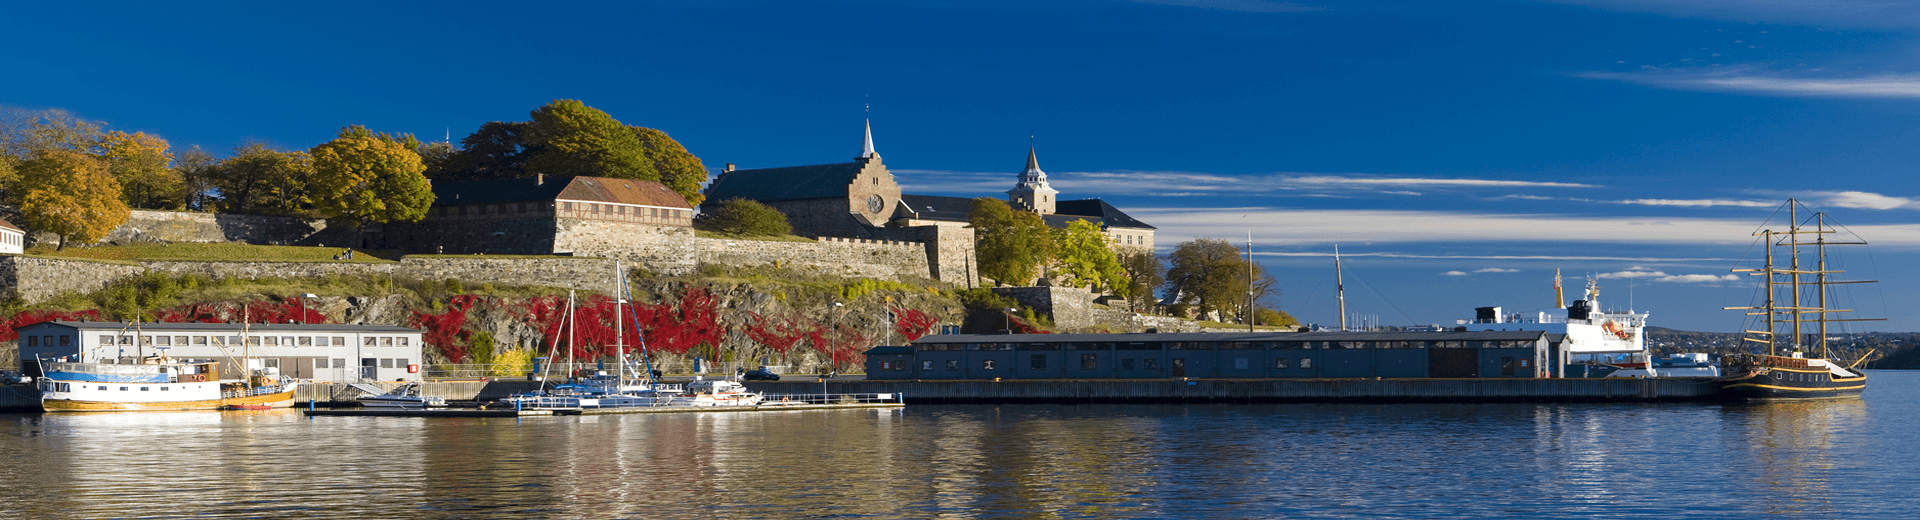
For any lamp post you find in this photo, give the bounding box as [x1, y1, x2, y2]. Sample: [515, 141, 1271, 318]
[1004, 308, 1018, 334]
[829, 302, 844, 375]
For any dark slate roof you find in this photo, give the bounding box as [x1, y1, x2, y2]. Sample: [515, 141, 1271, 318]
[912, 330, 1547, 344]
[1055, 199, 1154, 229]
[29, 321, 422, 333]
[896, 194, 977, 222]
[432, 176, 689, 208]
[703, 162, 864, 204]
[864, 345, 916, 355]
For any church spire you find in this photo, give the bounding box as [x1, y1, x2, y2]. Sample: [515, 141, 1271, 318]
[1024, 146, 1040, 174]
[1007, 142, 1059, 215]
[860, 119, 878, 160]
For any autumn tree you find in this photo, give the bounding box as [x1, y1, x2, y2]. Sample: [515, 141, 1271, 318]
[1052, 219, 1130, 296]
[1164, 238, 1276, 323]
[0, 107, 105, 203]
[307, 126, 434, 227]
[970, 198, 1056, 286]
[1121, 251, 1165, 310]
[173, 145, 219, 211]
[429, 121, 534, 181]
[697, 198, 792, 236]
[18, 150, 130, 250]
[99, 131, 182, 209]
[631, 126, 708, 206]
[209, 142, 315, 216]
[524, 99, 653, 179]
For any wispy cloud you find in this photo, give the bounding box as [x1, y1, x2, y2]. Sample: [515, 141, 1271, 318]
[1126, 0, 1324, 13]
[1596, 269, 1741, 283]
[896, 169, 1598, 199]
[1258, 251, 1732, 263]
[1617, 198, 1778, 208]
[1442, 271, 1469, 276]
[1576, 68, 1920, 99]
[1138, 207, 1920, 250]
[1475, 267, 1520, 273]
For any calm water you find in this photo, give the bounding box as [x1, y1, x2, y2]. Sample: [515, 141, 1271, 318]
[3, 374, 1918, 519]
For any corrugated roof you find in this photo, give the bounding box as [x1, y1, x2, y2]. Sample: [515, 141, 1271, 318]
[913, 330, 1547, 344]
[432, 176, 689, 208]
[1055, 199, 1154, 230]
[28, 321, 422, 333]
[703, 162, 866, 204]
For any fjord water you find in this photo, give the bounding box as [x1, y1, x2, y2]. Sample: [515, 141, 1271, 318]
[3, 374, 1918, 519]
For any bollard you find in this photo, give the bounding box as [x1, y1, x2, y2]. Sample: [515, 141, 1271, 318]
[308, 399, 315, 411]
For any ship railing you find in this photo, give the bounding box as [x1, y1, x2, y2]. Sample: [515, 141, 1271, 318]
[757, 392, 905, 406]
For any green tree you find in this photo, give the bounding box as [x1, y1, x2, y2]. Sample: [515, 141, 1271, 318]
[18, 150, 130, 250]
[210, 142, 315, 216]
[631, 126, 708, 206]
[1255, 308, 1299, 327]
[1164, 238, 1276, 323]
[1052, 219, 1130, 296]
[99, 131, 182, 210]
[308, 126, 434, 227]
[430, 121, 534, 181]
[524, 100, 653, 180]
[697, 198, 792, 236]
[173, 145, 219, 211]
[1120, 251, 1165, 310]
[969, 198, 1056, 286]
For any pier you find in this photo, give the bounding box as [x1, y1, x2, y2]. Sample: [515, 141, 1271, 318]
[746, 377, 1720, 403]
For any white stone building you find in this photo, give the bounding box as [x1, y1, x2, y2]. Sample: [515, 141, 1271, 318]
[15, 321, 426, 383]
[0, 218, 23, 254]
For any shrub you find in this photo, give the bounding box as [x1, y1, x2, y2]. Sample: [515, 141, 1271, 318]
[696, 198, 793, 236]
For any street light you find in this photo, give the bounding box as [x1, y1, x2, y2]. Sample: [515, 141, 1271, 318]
[1004, 308, 1018, 334]
[829, 302, 844, 376]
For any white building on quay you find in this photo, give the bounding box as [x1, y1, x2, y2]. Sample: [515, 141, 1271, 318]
[16, 321, 426, 383]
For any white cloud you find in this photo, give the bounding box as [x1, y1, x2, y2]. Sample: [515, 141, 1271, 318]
[1576, 68, 1920, 99]
[1475, 267, 1521, 273]
[1817, 190, 1916, 210]
[1126, 0, 1324, 12]
[1533, 0, 1920, 29]
[1617, 198, 1778, 208]
[895, 169, 1597, 199]
[1442, 271, 1469, 276]
[1656, 274, 1742, 283]
[1137, 207, 1920, 251]
[1597, 270, 1669, 279]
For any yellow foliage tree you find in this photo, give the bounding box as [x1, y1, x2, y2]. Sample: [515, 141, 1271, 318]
[19, 150, 130, 250]
[99, 131, 182, 210]
[308, 126, 434, 228]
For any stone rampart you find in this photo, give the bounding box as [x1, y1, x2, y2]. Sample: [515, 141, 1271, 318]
[698, 236, 932, 280]
[97, 210, 326, 246]
[0, 256, 146, 302]
[993, 286, 1094, 329]
[137, 257, 625, 295]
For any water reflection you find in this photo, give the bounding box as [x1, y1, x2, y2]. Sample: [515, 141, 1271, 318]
[1722, 399, 1868, 517]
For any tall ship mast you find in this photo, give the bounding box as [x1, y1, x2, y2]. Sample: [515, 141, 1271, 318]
[1716, 199, 1879, 400]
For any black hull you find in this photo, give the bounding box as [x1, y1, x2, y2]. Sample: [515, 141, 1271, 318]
[1716, 366, 1865, 401]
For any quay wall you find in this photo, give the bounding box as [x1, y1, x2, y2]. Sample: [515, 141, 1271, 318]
[744, 377, 1720, 403]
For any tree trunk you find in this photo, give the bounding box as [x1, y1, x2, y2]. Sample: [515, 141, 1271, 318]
[56, 234, 66, 251]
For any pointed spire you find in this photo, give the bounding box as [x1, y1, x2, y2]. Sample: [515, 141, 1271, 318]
[1025, 146, 1041, 174]
[860, 119, 877, 159]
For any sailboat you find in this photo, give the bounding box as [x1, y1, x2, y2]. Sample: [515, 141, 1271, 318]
[1715, 199, 1879, 401]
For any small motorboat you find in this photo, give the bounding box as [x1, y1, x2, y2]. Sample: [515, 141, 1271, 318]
[358, 383, 447, 409]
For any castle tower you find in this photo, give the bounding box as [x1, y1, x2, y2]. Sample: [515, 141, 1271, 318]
[1006, 146, 1058, 215]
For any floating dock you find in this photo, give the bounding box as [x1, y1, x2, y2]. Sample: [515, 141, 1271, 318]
[302, 401, 903, 418]
[745, 377, 1722, 403]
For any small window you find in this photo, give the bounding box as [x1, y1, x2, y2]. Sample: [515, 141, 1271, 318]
[264, 337, 277, 346]
[118, 336, 133, 345]
[382, 337, 394, 347]
[922, 360, 934, 371]
[398, 338, 409, 347]
[333, 359, 346, 368]
[946, 360, 959, 371]
[1030, 354, 1047, 370]
[1121, 358, 1135, 370]
[299, 337, 313, 346]
[59, 335, 71, 346]
[381, 359, 394, 368]
[982, 359, 996, 371]
[332, 337, 345, 346]
[1275, 357, 1291, 369]
[160, 387, 169, 391]
[365, 337, 377, 346]
[120, 387, 129, 391]
[155, 336, 170, 346]
[1300, 358, 1313, 369]
[315, 359, 329, 369]
[1234, 358, 1249, 370]
[25, 336, 36, 347]
[175, 336, 188, 345]
[100, 335, 115, 345]
[97, 386, 106, 391]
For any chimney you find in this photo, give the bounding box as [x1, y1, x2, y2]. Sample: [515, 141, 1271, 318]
[724, 163, 735, 173]
[537, 173, 545, 185]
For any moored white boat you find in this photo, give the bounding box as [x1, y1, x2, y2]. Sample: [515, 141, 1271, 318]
[358, 382, 448, 409]
[37, 359, 295, 412]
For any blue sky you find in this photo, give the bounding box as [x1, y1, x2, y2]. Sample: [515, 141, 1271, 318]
[5, 0, 1919, 332]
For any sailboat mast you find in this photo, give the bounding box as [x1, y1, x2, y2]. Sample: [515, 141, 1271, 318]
[1762, 230, 1777, 356]
[1246, 232, 1255, 332]
[567, 289, 576, 380]
[616, 261, 625, 389]
[1788, 202, 1804, 352]
[1816, 213, 1830, 359]
[1335, 245, 1347, 332]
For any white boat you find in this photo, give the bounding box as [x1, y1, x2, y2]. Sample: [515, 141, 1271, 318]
[683, 378, 764, 407]
[357, 382, 447, 409]
[37, 358, 295, 411]
[1461, 274, 1655, 378]
[1609, 353, 1720, 378]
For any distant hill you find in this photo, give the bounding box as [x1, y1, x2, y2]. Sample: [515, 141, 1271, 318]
[1644, 327, 1916, 369]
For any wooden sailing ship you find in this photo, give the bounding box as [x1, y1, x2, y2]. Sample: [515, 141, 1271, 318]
[1716, 199, 1879, 401]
